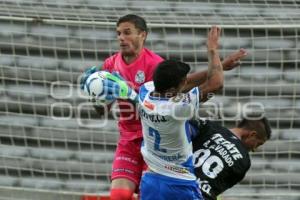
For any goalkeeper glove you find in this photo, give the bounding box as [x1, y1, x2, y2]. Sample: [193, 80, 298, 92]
[81, 67, 118, 103]
[105, 72, 138, 103]
[80, 66, 99, 90]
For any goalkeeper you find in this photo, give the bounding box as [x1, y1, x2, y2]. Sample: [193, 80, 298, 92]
[80, 14, 247, 200]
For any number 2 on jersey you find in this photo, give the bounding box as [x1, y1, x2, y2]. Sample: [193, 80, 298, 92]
[148, 127, 167, 153]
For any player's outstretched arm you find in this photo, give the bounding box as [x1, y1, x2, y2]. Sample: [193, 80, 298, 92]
[183, 48, 247, 93]
[199, 26, 223, 102]
[222, 48, 247, 71]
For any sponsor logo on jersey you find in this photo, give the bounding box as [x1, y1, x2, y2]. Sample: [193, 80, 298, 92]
[182, 93, 191, 103]
[135, 70, 145, 84]
[139, 108, 168, 123]
[144, 100, 155, 110]
[164, 165, 189, 174]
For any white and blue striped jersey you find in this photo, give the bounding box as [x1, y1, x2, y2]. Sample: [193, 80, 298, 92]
[139, 81, 200, 180]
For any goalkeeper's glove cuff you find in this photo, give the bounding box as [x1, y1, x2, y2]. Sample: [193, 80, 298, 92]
[127, 89, 139, 103]
[105, 73, 138, 102]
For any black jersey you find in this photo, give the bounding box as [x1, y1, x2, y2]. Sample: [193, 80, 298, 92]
[190, 119, 251, 200]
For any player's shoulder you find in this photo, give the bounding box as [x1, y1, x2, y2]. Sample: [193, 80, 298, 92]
[143, 48, 163, 62]
[104, 52, 119, 62]
[139, 81, 154, 102]
[103, 52, 120, 71]
[140, 81, 154, 94]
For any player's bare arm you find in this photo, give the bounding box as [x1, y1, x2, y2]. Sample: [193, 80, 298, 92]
[183, 48, 247, 93]
[199, 26, 223, 102]
[222, 48, 247, 71]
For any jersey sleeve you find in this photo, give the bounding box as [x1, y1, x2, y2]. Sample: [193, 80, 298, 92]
[102, 56, 114, 72]
[172, 87, 200, 119]
[189, 87, 200, 108]
[139, 81, 154, 103]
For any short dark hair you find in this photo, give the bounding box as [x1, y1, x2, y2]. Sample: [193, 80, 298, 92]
[117, 14, 148, 33]
[237, 116, 272, 140]
[153, 60, 190, 93]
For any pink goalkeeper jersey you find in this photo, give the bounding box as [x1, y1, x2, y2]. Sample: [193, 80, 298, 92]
[103, 48, 163, 140]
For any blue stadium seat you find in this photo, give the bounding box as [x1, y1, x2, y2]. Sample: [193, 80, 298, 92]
[277, 129, 300, 140]
[29, 147, 74, 160]
[19, 177, 63, 190]
[6, 84, 48, 100]
[0, 115, 39, 127]
[75, 28, 115, 40]
[75, 151, 114, 163]
[18, 56, 59, 70]
[65, 179, 110, 192]
[288, 50, 300, 60]
[0, 55, 16, 66]
[30, 25, 70, 38]
[243, 49, 286, 62]
[30, 159, 112, 174]
[284, 69, 300, 82]
[86, 0, 127, 8]
[0, 23, 26, 37]
[61, 59, 101, 72]
[220, 37, 250, 49]
[0, 145, 29, 157]
[239, 66, 282, 81]
[218, 4, 260, 16]
[34, 128, 118, 145]
[261, 140, 300, 152]
[174, 2, 216, 14]
[0, 176, 18, 187]
[253, 38, 294, 49]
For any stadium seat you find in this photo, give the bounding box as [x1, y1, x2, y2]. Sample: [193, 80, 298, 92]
[239, 66, 282, 81]
[65, 179, 110, 192]
[29, 147, 74, 160]
[6, 83, 48, 100]
[0, 145, 29, 157]
[61, 59, 101, 72]
[30, 25, 70, 38]
[0, 176, 18, 187]
[253, 38, 294, 49]
[18, 56, 59, 70]
[220, 37, 250, 49]
[218, 4, 260, 16]
[0, 22, 26, 37]
[284, 69, 300, 82]
[19, 177, 63, 190]
[75, 151, 114, 163]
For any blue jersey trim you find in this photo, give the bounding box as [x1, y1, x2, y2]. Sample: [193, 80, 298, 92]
[192, 87, 200, 108]
[192, 87, 198, 95]
[185, 121, 192, 143]
[181, 156, 195, 174]
[188, 121, 198, 139]
[139, 84, 149, 102]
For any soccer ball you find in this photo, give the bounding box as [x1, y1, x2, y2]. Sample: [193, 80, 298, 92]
[83, 71, 115, 104]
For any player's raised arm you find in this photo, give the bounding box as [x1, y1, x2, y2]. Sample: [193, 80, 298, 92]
[198, 26, 223, 102]
[183, 48, 247, 93]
